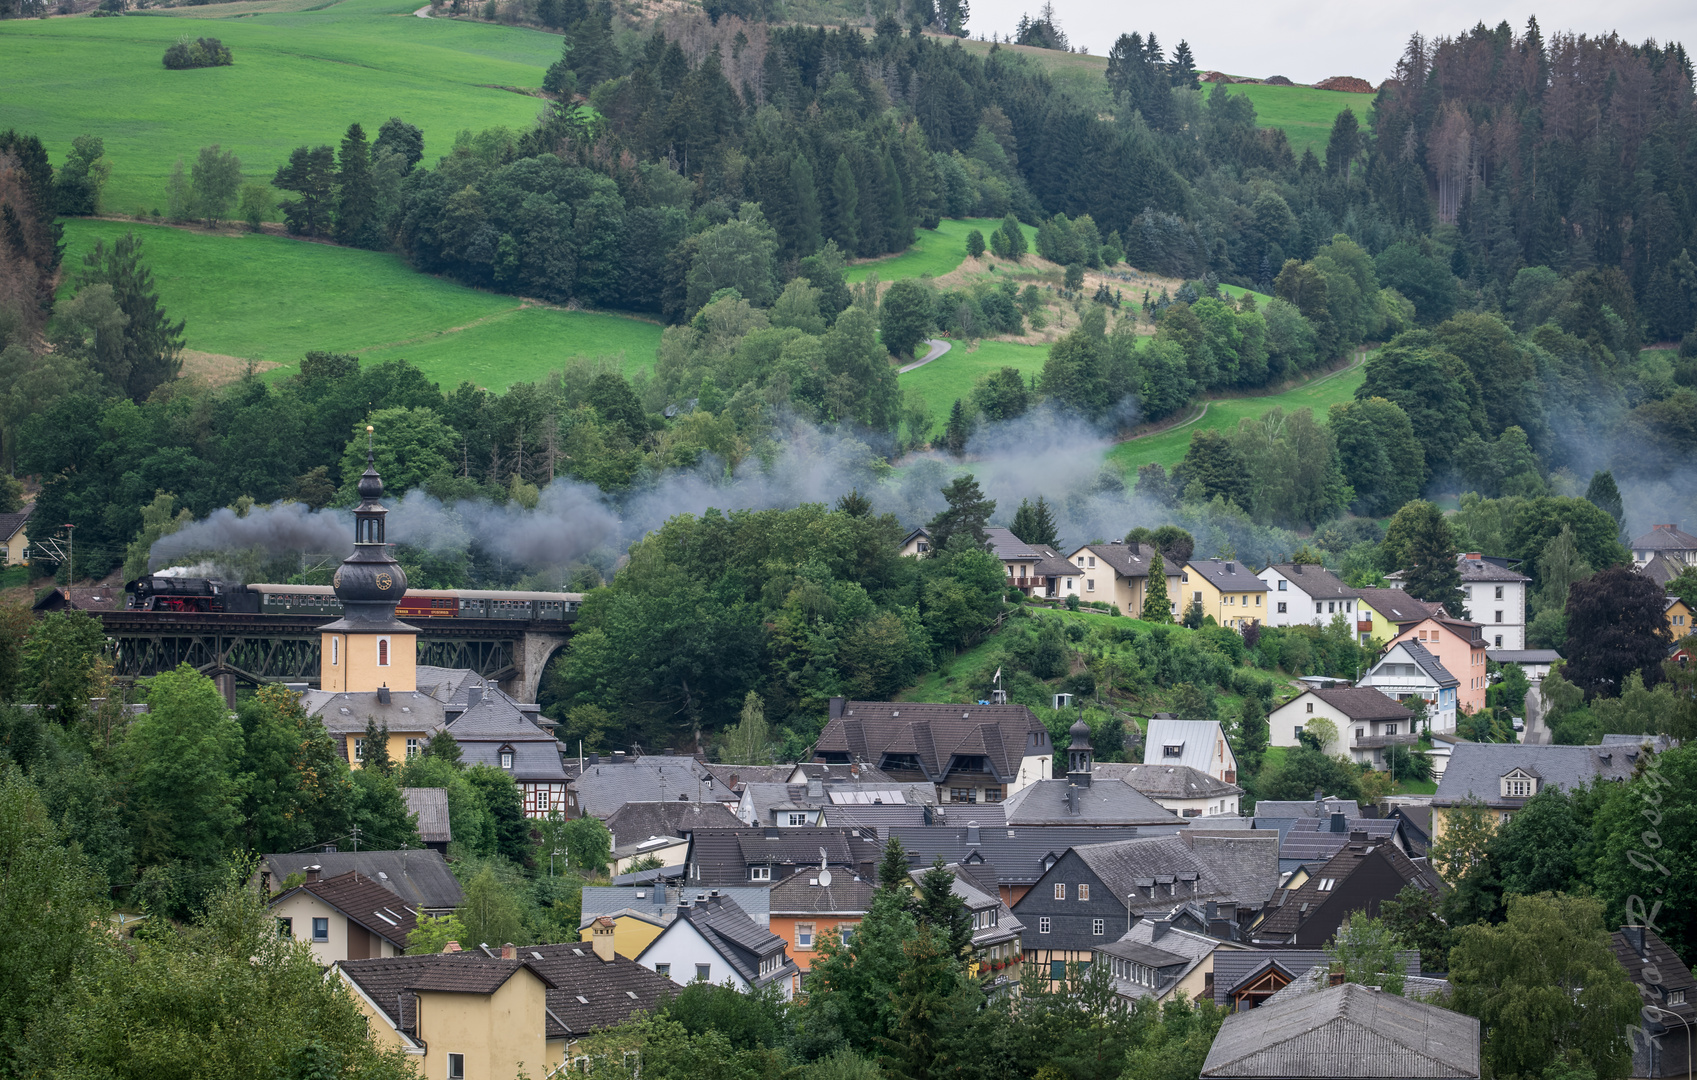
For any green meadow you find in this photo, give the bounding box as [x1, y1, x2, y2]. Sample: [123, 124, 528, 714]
[1224, 84, 1374, 159]
[845, 217, 1040, 284]
[898, 338, 1050, 429]
[60, 219, 662, 390]
[0, 0, 560, 213]
[1105, 354, 1369, 476]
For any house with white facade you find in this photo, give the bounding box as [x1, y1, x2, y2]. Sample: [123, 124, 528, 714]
[1141, 716, 1239, 785]
[1257, 563, 1360, 628]
[1388, 553, 1529, 650]
[1356, 639, 1460, 733]
[1091, 762, 1243, 817]
[1061, 541, 1183, 619]
[635, 892, 797, 996]
[1267, 687, 1418, 770]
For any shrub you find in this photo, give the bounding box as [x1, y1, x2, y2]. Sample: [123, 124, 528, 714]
[162, 36, 233, 69]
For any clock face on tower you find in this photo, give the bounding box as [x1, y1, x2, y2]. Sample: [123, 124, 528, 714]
[376, 573, 392, 591]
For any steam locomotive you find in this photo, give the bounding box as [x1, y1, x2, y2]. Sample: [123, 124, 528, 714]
[126, 576, 582, 622]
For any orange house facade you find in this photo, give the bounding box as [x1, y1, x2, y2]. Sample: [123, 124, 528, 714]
[766, 874, 874, 982]
[1389, 616, 1488, 718]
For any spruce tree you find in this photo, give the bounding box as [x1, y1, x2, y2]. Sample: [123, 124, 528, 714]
[360, 718, 395, 777]
[334, 123, 379, 249]
[1010, 499, 1037, 545]
[76, 232, 185, 402]
[1168, 39, 1199, 88]
[944, 398, 969, 457]
[1142, 552, 1171, 621]
[1398, 501, 1465, 616]
[1584, 470, 1624, 534]
[1236, 695, 1268, 777]
[913, 856, 973, 956]
[828, 154, 860, 256]
[877, 835, 912, 890]
[966, 229, 985, 258]
[999, 213, 1027, 257]
[790, 154, 823, 257]
[1031, 495, 1059, 546]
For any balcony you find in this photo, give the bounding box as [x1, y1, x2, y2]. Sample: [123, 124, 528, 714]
[1353, 733, 1419, 750]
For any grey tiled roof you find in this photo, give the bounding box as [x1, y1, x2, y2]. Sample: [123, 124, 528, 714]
[1642, 554, 1685, 587]
[1074, 833, 1280, 913]
[1266, 564, 1358, 600]
[1453, 555, 1529, 583]
[1092, 763, 1243, 800]
[1432, 743, 1641, 808]
[1275, 818, 1399, 863]
[1211, 949, 1331, 1005]
[1251, 797, 1361, 820]
[580, 885, 772, 926]
[661, 895, 792, 985]
[888, 824, 1152, 886]
[1308, 687, 1414, 722]
[1200, 981, 1480, 1079]
[274, 870, 418, 948]
[1185, 559, 1269, 592]
[815, 701, 1046, 784]
[1098, 919, 1221, 1001]
[259, 849, 464, 912]
[303, 689, 448, 738]
[687, 827, 883, 887]
[790, 762, 897, 784]
[699, 763, 792, 791]
[821, 803, 933, 835]
[338, 953, 557, 1038]
[414, 665, 484, 705]
[1069, 541, 1163, 579]
[402, 788, 451, 844]
[985, 527, 1042, 560]
[606, 801, 744, 848]
[766, 872, 876, 915]
[1485, 650, 1563, 664]
[0, 503, 31, 540]
[1257, 840, 1437, 937]
[1633, 524, 1697, 551]
[1001, 777, 1180, 826]
[573, 762, 735, 818]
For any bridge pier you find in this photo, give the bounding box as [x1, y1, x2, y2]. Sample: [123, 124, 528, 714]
[503, 630, 569, 704]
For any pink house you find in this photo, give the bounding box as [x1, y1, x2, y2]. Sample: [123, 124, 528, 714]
[1389, 616, 1488, 716]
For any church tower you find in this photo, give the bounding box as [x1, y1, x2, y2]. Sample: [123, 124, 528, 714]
[1066, 718, 1093, 786]
[320, 427, 418, 694]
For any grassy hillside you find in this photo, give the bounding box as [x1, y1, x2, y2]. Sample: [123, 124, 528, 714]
[845, 217, 1036, 284]
[898, 338, 1050, 428]
[0, 0, 559, 213]
[1106, 351, 1370, 476]
[61, 219, 662, 389]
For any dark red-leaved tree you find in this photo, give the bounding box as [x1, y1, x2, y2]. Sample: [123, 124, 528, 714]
[1563, 566, 1672, 698]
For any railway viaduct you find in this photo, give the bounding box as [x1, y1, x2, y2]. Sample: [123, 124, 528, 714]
[99, 611, 572, 705]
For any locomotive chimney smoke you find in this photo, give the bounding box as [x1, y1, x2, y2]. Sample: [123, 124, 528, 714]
[149, 503, 354, 572]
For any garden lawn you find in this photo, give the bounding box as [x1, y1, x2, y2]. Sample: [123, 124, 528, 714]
[1106, 353, 1369, 476]
[0, 0, 560, 213]
[846, 217, 1040, 284]
[60, 219, 662, 388]
[898, 337, 1049, 430]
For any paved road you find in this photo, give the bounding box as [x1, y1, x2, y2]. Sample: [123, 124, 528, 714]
[414, 4, 431, 15]
[898, 338, 952, 373]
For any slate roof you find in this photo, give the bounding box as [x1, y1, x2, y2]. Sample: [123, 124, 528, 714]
[1143, 717, 1233, 776]
[414, 665, 485, 706]
[1212, 949, 1331, 1006]
[1257, 839, 1437, 938]
[700, 763, 792, 793]
[606, 801, 744, 848]
[1642, 554, 1685, 588]
[0, 503, 31, 540]
[1032, 543, 1084, 579]
[1307, 687, 1414, 722]
[1354, 589, 1444, 625]
[1276, 818, 1399, 864]
[1187, 558, 1270, 593]
[985, 527, 1042, 560]
[1432, 743, 1641, 809]
[888, 824, 1153, 887]
[1483, 649, 1562, 665]
[573, 762, 734, 818]
[1611, 927, 1696, 1028]
[259, 849, 464, 912]
[687, 827, 883, 887]
[1099, 919, 1222, 1001]
[274, 870, 418, 948]
[580, 885, 772, 926]
[741, 781, 937, 828]
[1200, 981, 1480, 1079]
[1001, 777, 1181, 826]
[1251, 797, 1362, 820]
[1074, 833, 1281, 913]
[789, 762, 897, 784]
[1265, 564, 1358, 600]
[403, 787, 451, 845]
[654, 895, 792, 985]
[302, 689, 448, 738]
[766, 872, 877, 915]
[337, 953, 556, 1039]
[814, 701, 1046, 784]
[1265, 962, 1450, 1006]
[821, 802, 933, 835]
[1633, 524, 1697, 552]
[524, 942, 680, 1039]
[1092, 763, 1243, 801]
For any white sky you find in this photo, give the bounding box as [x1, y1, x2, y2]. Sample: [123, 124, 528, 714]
[964, 1, 1697, 86]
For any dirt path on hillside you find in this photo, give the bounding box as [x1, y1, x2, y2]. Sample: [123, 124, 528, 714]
[1111, 347, 1369, 445]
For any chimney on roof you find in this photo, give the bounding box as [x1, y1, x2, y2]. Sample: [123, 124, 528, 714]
[829, 697, 847, 720]
[1465, 552, 1482, 560]
[591, 917, 616, 962]
[1312, 788, 1324, 806]
[587, 752, 600, 765]
[443, 940, 461, 953]
[305, 864, 322, 883]
[1621, 925, 1647, 957]
[1151, 919, 1172, 942]
[1292, 564, 1303, 574]
[377, 686, 390, 704]
[1065, 785, 1080, 815]
[1330, 812, 1347, 834]
[501, 942, 517, 960]
[1349, 828, 1369, 843]
[966, 822, 981, 845]
[807, 778, 824, 799]
[467, 685, 483, 709]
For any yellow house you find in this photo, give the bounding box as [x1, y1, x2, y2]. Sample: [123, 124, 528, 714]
[336, 949, 555, 1080]
[1177, 559, 1268, 629]
[1352, 588, 1444, 646]
[1667, 596, 1692, 641]
[578, 909, 668, 959]
[0, 505, 31, 566]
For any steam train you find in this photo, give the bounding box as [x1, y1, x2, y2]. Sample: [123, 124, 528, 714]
[126, 576, 583, 622]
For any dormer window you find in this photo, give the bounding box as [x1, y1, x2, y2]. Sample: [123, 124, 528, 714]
[1163, 744, 1183, 758]
[499, 745, 515, 770]
[1501, 768, 1538, 798]
[750, 866, 771, 881]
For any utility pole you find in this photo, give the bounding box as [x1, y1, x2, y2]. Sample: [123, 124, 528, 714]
[63, 524, 75, 582]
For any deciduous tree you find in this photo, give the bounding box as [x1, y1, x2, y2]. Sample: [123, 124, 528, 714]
[1564, 564, 1672, 697]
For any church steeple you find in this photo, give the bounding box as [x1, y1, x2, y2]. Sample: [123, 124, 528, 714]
[321, 426, 417, 694]
[1066, 718, 1093, 786]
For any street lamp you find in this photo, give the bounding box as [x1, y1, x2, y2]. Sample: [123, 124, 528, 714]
[1646, 1004, 1693, 1080]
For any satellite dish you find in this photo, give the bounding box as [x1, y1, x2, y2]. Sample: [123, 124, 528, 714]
[818, 869, 833, 887]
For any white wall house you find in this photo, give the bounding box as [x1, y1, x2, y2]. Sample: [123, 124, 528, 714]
[635, 896, 796, 998]
[1356, 641, 1460, 734]
[1141, 717, 1239, 784]
[1388, 553, 1528, 650]
[1266, 687, 1417, 770]
[1257, 564, 1360, 628]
